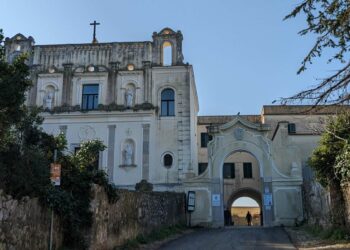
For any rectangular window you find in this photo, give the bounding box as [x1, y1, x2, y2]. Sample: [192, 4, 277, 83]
[198, 163, 208, 175]
[288, 123, 296, 134]
[82, 84, 99, 110]
[201, 133, 213, 148]
[223, 163, 235, 179]
[74, 147, 81, 154]
[243, 162, 253, 178]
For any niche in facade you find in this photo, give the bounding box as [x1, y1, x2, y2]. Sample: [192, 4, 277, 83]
[124, 84, 135, 108]
[43, 85, 56, 110]
[121, 139, 136, 167]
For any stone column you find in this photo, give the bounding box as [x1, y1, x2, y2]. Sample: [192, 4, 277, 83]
[142, 124, 150, 180]
[107, 62, 119, 104]
[62, 63, 73, 105]
[107, 125, 116, 183]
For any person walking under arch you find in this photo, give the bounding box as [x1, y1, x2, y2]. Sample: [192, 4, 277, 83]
[246, 211, 252, 226]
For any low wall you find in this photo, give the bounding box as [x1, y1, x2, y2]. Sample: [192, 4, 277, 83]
[0, 190, 63, 250]
[0, 186, 186, 250]
[88, 185, 186, 249]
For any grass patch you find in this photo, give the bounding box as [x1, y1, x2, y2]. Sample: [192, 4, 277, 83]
[115, 224, 187, 250]
[303, 225, 348, 241]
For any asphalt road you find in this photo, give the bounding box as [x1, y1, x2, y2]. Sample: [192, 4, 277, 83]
[158, 227, 296, 250]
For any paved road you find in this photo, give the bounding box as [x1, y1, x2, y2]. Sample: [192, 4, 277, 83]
[158, 227, 296, 250]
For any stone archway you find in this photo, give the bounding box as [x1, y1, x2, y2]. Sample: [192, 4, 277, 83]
[227, 188, 263, 226]
[184, 116, 304, 227]
[227, 188, 262, 209]
[206, 117, 274, 227]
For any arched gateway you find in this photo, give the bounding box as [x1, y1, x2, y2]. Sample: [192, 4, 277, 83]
[184, 116, 303, 227]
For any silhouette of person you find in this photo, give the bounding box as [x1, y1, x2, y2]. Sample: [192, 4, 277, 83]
[246, 211, 252, 226]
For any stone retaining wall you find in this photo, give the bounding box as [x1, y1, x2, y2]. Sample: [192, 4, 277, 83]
[0, 190, 63, 250]
[0, 186, 186, 250]
[88, 185, 186, 249]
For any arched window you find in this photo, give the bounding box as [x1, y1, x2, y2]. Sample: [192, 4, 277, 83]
[163, 153, 173, 168]
[162, 41, 172, 66]
[161, 89, 175, 116]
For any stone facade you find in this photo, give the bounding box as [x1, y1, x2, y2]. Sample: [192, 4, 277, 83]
[5, 28, 199, 190]
[192, 106, 350, 227]
[5, 28, 350, 228]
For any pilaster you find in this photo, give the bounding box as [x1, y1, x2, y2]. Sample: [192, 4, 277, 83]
[142, 124, 150, 180]
[107, 62, 120, 104]
[142, 61, 152, 103]
[107, 125, 116, 183]
[62, 63, 73, 105]
[28, 64, 40, 106]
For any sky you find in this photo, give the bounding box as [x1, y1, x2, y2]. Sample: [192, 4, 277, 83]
[232, 197, 259, 207]
[1, 0, 340, 115]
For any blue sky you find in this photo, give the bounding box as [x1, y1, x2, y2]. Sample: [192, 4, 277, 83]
[1, 0, 339, 115]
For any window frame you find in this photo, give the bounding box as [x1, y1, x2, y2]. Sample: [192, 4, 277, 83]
[81, 84, 99, 110]
[243, 162, 253, 179]
[223, 163, 235, 179]
[288, 123, 296, 134]
[160, 88, 175, 117]
[163, 154, 173, 168]
[198, 163, 208, 175]
[200, 133, 213, 148]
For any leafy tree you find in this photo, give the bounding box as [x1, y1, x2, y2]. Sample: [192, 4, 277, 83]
[0, 28, 117, 248]
[48, 139, 117, 248]
[282, 1, 350, 106]
[0, 29, 32, 147]
[72, 139, 106, 169]
[309, 112, 350, 226]
[309, 112, 350, 186]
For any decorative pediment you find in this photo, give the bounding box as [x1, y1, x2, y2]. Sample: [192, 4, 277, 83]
[5, 33, 34, 43]
[158, 27, 176, 35]
[218, 116, 270, 133]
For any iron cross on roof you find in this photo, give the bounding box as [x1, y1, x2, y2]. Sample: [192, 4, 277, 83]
[90, 20, 100, 44]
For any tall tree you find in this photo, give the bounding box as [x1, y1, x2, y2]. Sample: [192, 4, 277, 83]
[0, 29, 32, 146]
[282, 0, 350, 106]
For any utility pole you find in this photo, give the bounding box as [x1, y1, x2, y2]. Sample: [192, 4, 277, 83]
[49, 149, 58, 250]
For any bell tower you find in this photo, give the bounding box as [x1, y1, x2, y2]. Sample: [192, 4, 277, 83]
[152, 28, 184, 66]
[4, 33, 34, 64]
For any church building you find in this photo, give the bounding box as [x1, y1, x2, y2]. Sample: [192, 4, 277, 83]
[4, 28, 343, 227]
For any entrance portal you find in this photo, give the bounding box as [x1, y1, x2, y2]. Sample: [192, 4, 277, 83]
[222, 151, 263, 226]
[231, 197, 261, 226]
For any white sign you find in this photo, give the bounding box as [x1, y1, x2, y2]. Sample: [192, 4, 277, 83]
[187, 191, 196, 212]
[212, 194, 221, 207]
[264, 193, 273, 206]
